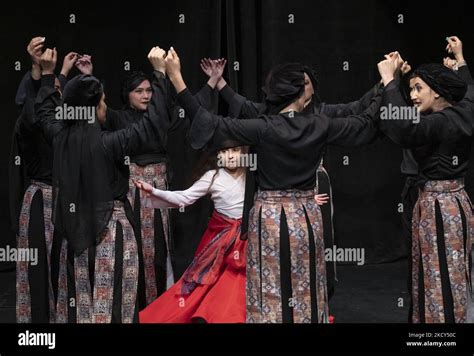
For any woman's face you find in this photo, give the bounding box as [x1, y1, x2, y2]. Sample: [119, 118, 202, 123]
[409, 76, 438, 113]
[217, 147, 244, 171]
[303, 73, 314, 107]
[128, 80, 152, 111]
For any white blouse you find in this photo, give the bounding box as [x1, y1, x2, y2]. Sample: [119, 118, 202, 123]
[143, 169, 245, 219]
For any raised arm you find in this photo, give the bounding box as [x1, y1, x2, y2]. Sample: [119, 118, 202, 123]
[200, 57, 264, 118]
[15, 37, 46, 105]
[319, 82, 383, 117]
[34, 48, 65, 144]
[444, 36, 473, 85]
[136, 170, 215, 209]
[102, 46, 171, 161]
[326, 86, 382, 146]
[166, 47, 267, 150]
[377, 53, 472, 148]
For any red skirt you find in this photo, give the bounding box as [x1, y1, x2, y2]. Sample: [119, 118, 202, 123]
[139, 210, 246, 323]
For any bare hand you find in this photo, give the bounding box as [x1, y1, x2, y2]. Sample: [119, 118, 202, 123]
[61, 52, 78, 76]
[165, 46, 181, 78]
[400, 60, 412, 76]
[27, 37, 45, 66]
[443, 57, 458, 70]
[75, 54, 93, 75]
[148, 46, 167, 73]
[315, 193, 329, 206]
[446, 36, 464, 61]
[40, 48, 57, 75]
[201, 57, 227, 88]
[378, 52, 399, 86]
[200, 58, 226, 78]
[385, 51, 404, 70]
[133, 179, 153, 194]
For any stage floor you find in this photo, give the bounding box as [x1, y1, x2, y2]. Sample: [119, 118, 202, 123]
[1, 254, 472, 323]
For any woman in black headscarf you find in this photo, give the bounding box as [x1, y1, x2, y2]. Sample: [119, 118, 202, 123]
[102, 62, 220, 309]
[199, 59, 383, 304]
[10, 38, 87, 323]
[167, 47, 382, 323]
[34, 46, 170, 323]
[101, 69, 175, 309]
[377, 51, 474, 323]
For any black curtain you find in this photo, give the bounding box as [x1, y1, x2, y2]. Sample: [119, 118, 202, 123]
[1, 0, 473, 273]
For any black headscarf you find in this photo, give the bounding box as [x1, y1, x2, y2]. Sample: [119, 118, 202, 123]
[302, 65, 322, 109]
[262, 63, 306, 115]
[120, 71, 151, 106]
[411, 63, 467, 104]
[53, 75, 114, 255]
[63, 74, 103, 107]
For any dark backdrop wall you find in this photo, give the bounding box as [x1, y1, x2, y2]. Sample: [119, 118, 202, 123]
[1, 0, 473, 274]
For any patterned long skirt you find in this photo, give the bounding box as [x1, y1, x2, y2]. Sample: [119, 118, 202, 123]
[16, 181, 55, 323]
[55, 201, 139, 323]
[128, 162, 174, 308]
[411, 179, 473, 323]
[246, 189, 329, 323]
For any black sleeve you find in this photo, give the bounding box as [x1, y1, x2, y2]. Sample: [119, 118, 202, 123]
[34, 74, 66, 144]
[15, 98, 37, 137]
[15, 70, 41, 106]
[319, 82, 383, 117]
[102, 71, 170, 161]
[194, 84, 219, 113]
[378, 80, 469, 148]
[58, 74, 68, 92]
[457, 64, 474, 85]
[103, 107, 129, 131]
[219, 84, 264, 119]
[178, 88, 268, 149]
[326, 87, 382, 146]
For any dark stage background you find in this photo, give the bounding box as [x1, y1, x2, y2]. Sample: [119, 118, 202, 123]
[1, 0, 473, 276]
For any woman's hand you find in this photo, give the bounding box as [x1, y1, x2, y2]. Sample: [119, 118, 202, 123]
[148, 46, 167, 74]
[40, 48, 57, 75]
[27, 36, 45, 66]
[133, 179, 154, 195]
[443, 57, 458, 70]
[75, 54, 93, 75]
[446, 36, 464, 63]
[165, 47, 187, 93]
[60, 52, 78, 77]
[200, 58, 227, 89]
[315, 193, 330, 206]
[378, 52, 399, 86]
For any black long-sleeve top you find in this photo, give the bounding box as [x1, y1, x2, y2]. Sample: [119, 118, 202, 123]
[379, 67, 474, 182]
[34, 71, 170, 201]
[177, 87, 382, 191]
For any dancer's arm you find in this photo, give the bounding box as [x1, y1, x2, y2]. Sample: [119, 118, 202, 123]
[103, 46, 171, 160]
[325, 85, 382, 146]
[34, 48, 65, 144]
[134, 170, 216, 209]
[167, 48, 268, 149]
[377, 53, 473, 147]
[319, 82, 383, 117]
[444, 36, 473, 84]
[200, 58, 264, 118]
